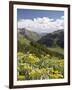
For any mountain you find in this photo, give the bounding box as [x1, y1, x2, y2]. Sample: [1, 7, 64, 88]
[18, 28, 64, 48]
[37, 29, 64, 48]
[17, 29, 64, 58]
[18, 28, 42, 41]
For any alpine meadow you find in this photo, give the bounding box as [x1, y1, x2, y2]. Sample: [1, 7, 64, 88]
[17, 9, 64, 80]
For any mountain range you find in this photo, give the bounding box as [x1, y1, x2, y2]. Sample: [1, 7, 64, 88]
[18, 28, 64, 48]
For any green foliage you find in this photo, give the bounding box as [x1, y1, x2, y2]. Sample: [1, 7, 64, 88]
[17, 33, 64, 80]
[17, 34, 30, 53]
[17, 75, 25, 80]
[17, 52, 64, 80]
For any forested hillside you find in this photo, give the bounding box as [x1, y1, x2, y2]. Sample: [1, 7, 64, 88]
[37, 29, 64, 48]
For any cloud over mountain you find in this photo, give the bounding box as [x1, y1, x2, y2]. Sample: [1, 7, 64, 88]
[18, 16, 64, 33]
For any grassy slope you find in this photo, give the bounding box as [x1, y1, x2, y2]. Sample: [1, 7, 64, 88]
[48, 47, 64, 55]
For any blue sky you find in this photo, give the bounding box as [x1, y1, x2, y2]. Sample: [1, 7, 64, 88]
[17, 9, 64, 33]
[17, 9, 64, 21]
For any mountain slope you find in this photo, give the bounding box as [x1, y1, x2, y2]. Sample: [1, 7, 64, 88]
[18, 28, 42, 41]
[37, 29, 64, 48]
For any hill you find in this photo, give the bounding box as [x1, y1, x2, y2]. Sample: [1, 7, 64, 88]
[18, 28, 42, 41]
[37, 29, 64, 48]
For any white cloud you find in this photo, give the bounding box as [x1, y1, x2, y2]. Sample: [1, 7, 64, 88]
[18, 16, 64, 33]
[61, 16, 64, 19]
